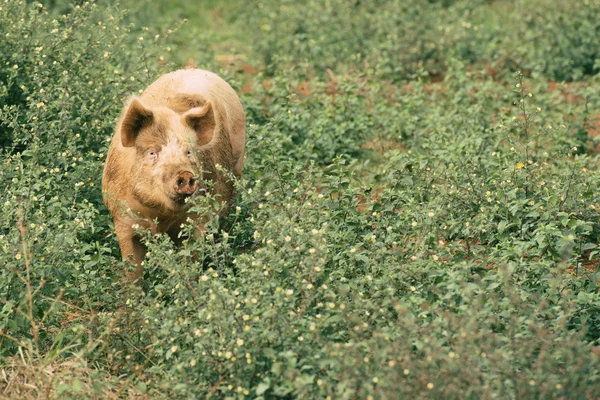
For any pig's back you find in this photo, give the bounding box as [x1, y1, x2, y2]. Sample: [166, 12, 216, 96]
[141, 69, 243, 130]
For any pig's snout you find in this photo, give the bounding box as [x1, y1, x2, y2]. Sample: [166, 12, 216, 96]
[175, 172, 198, 195]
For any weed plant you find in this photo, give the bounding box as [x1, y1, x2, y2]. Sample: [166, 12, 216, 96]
[0, 0, 599, 398]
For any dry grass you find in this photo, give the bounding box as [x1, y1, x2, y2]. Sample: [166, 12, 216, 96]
[0, 351, 145, 400]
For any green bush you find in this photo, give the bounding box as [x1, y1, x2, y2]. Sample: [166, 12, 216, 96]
[235, 0, 600, 82]
[1, 0, 599, 399]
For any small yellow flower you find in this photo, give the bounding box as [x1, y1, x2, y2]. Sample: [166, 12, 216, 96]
[427, 383, 434, 390]
[515, 162, 525, 170]
[15, 254, 22, 260]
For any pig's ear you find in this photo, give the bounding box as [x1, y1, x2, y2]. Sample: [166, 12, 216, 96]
[182, 101, 215, 146]
[121, 97, 154, 147]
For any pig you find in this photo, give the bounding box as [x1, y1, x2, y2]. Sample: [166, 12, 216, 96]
[102, 69, 246, 283]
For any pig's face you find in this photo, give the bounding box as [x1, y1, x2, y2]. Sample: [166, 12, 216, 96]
[119, 97, 216, 214]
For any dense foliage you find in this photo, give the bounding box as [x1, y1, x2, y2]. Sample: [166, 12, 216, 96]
[1, 0, 599, 398]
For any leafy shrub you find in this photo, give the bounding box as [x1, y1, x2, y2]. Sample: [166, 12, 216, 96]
[1, 0, 599, 399]
[234, 0, 600, 82]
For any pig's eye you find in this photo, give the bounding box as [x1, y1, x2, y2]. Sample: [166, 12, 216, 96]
[186, 151, 192, 157]
[148, 150, 158, 158]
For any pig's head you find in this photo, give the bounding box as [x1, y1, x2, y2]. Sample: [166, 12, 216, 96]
[119, 97, 216, 214]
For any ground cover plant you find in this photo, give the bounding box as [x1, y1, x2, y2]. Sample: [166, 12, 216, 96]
[1, 0, 599, 398]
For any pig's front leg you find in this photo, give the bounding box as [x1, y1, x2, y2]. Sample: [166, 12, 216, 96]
[114, 219, 147, 284]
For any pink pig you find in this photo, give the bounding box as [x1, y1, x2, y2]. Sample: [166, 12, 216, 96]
[102, 69, 246, 282]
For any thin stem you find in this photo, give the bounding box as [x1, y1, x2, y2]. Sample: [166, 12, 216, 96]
[17, 210, 39, 358]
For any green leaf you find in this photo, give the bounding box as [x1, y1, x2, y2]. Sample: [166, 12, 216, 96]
[256, 382, 270, 395]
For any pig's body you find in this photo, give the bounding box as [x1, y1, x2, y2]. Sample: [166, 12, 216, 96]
[102, 69, 245, 282]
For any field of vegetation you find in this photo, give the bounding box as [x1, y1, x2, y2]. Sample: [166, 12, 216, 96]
[1, 0, 599, 398]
